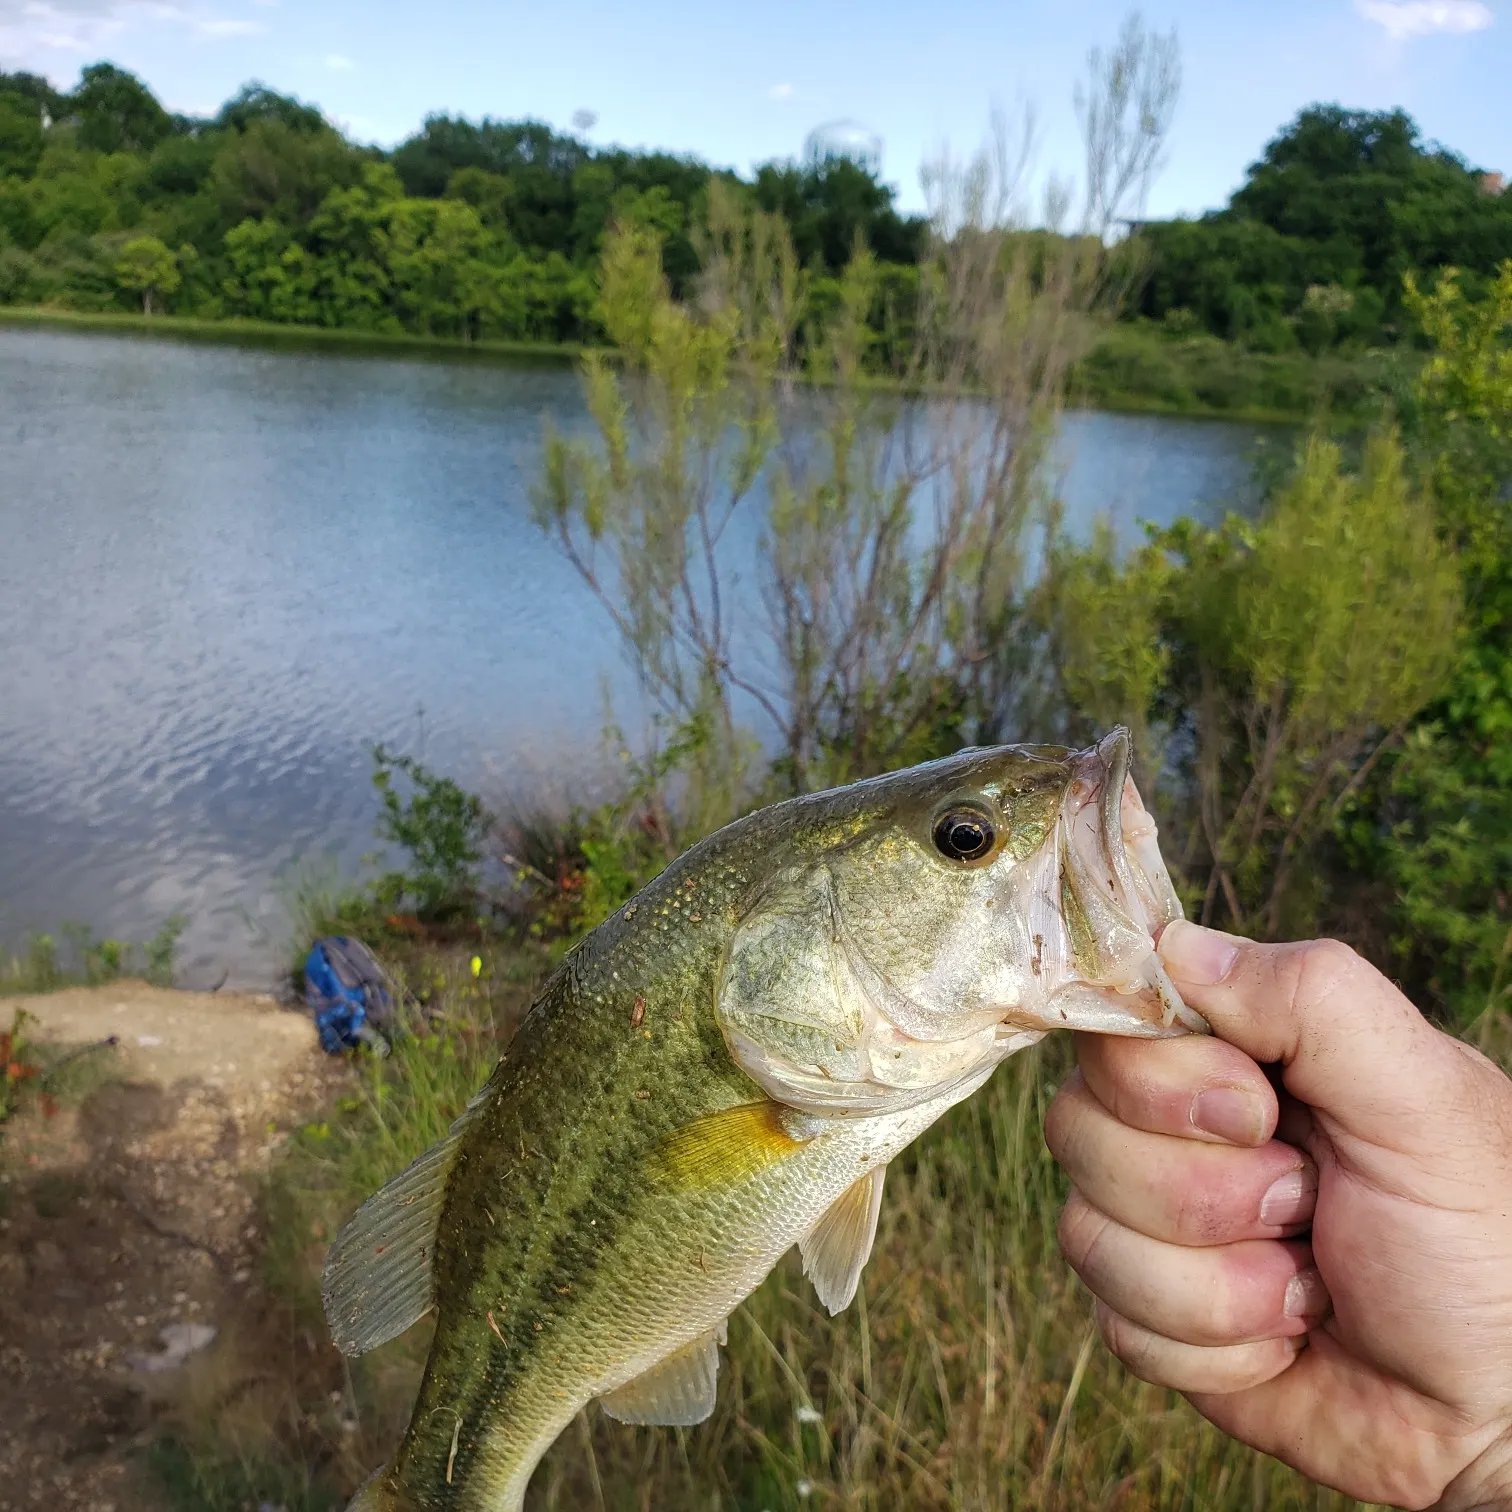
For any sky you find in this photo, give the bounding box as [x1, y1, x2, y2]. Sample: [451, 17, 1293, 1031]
[0, 0, 1508, 218]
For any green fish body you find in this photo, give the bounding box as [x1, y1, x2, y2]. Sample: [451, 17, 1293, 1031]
[327, 730, 1206, 1510]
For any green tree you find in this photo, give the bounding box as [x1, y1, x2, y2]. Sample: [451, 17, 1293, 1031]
[215, 83, 328, 137]
[70, 63, 171, 154]
[392, 116, 587, 251]
[751, 157, 925, 273]
[222, 216, 317, 322]
[387, 196, 504, 339]
[298, 164, 401, 328]
[0, 70, 64, 120]
[1138, 105, 1512, 344]
[115, 233, 180, 313]
[0, 92, 45, 180]
[212, 116, 365, 230]
[444, 166, 513, 231]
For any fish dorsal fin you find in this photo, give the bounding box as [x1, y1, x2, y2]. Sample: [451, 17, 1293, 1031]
[599, 1329, 723, 1427]
[800, 1165, 886, 1316]
[321, 1090, 486, 1356]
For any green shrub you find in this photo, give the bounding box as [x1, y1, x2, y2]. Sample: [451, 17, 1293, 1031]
[1044, 425, 1460, 940]
[371, 744, 494, 923]
[1351, 263, 1512, 1025]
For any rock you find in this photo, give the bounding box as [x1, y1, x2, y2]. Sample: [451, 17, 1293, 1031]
[126, 1321, 217, 1373]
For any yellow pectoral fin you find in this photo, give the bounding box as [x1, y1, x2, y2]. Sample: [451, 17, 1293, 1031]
[652, 1101, 810, 1192]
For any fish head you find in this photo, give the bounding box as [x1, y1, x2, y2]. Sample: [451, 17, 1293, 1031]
[824, 726, 1204, 1038]
[717, 728, 1207, 1118]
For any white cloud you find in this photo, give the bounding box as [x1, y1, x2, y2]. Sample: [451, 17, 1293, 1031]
[768, 82, 795, 101]
[0, 0, 261, 62]
[1354, 0, 1495, 39]
[323, 51, 354, 70]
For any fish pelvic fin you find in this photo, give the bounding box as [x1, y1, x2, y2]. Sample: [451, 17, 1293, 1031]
[800, 1164, 886, 1315]
[599, 1327, 725, 1427]
[322, 1087, 487, 1357]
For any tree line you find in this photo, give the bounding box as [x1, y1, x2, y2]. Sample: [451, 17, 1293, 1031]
[0, 62, 1508, 352]
[1137, 104, 1512, 351]
[0, 63, 921, 343]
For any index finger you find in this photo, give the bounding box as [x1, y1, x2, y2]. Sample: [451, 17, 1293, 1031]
[1075, 1031, 1278, 1148]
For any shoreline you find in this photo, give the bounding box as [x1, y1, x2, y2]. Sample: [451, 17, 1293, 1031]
[2, 305, 1345, 425]
[0, 305, 584, 367]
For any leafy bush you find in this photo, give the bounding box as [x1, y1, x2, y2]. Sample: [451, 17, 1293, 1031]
[370, 744, 494, 923]
[1044, 425, 1460, 939]
[1352, 262, 1512, 1024]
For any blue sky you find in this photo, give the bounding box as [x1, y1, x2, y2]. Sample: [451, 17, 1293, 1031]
[0, 0, 1507, 217]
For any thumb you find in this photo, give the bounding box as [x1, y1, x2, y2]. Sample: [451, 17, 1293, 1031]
[1157, 920, 1466, 1151]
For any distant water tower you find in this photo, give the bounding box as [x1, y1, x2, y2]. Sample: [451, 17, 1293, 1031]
[803, 120, 883, 177]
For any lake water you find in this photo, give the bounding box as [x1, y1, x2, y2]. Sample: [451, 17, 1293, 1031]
[0, 325, 1275, 989]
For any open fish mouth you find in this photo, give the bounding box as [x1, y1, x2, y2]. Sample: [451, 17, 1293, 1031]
[1002, 728, 1210, 1041]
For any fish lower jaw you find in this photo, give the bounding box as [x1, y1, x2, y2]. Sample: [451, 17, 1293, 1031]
[991, 937, 1207, 1039]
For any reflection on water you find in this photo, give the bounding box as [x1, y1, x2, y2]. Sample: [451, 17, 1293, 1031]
[0, 327, 1275, 987]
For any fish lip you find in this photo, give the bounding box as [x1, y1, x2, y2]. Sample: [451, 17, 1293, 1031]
[1093, 726, 1184, 939]
[1094, 727, 1154, 934]
[1096, 727, 1133, 882]
[1057, 728, 1210, 1037]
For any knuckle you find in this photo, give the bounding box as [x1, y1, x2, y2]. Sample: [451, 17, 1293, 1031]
[1094, 1303, 1134, 1361]
[1096, 1306, 1165, 1384]
[1043, 1073, 1089, 1164]
[1226, 1339, 1296, 1392]
[1056, 1190, 1110, 1274]
[1291, 937, 1368, 1009]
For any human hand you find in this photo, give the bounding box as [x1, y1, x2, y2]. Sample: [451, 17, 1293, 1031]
[1043, 922, 1512, 1510]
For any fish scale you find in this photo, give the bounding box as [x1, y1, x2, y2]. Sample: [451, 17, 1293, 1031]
[327, 731, 1206, 1510]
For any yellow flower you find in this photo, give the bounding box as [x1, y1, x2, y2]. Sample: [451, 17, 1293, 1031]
[470, 956, 483, 979]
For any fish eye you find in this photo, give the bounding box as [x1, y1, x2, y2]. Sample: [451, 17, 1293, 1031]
[932, 805, 997, 863]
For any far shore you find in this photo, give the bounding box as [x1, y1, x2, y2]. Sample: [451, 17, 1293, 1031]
[1, 304, 1357, 426]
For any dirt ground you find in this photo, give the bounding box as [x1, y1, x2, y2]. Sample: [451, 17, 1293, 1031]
[0, 981, 349, 1512]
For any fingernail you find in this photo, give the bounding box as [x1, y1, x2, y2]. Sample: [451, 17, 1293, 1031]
[1283, 1268, 1329, 1319]
[1159, 920, 1240, 986]
[1260, 1166, 1318, 1227]
[1190, 1087, 1266, 1145]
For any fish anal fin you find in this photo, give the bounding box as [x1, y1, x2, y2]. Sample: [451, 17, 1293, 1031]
[599, 1329, 723, 1427]
[800, 1165, 886, 1316]
[321, 1092, 485, 1357]
[652, 1101, 808, 1191]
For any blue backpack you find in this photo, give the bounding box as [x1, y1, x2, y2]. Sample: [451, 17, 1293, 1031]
[304, 936, 396, 1055]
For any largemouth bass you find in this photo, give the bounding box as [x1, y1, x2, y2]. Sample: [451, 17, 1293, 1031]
[327, 729, 1206, 1510]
